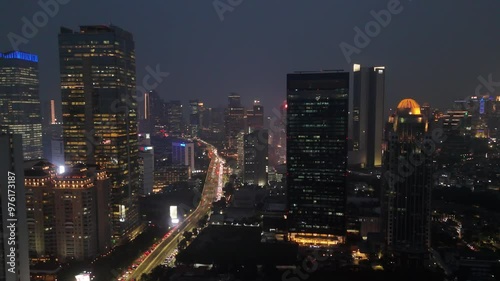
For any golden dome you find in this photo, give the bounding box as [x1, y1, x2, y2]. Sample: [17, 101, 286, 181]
[397, 98, 421, 115]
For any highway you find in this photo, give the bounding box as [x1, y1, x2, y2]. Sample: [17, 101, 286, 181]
[122, 141, 224, 281]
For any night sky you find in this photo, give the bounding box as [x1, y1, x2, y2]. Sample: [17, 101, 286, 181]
[1, 0, 499, 115]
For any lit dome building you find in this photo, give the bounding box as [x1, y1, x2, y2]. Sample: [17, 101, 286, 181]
[383, 98, 433, 267]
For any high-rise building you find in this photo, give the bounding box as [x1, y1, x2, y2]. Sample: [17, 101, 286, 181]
[383, 99, 432, 267]
[153, 165, 191, 192]
[139, 90, 166, 135]
[210, 107, 225, 133]
[166, 100, 183, 137]
[138, 145, 154, 196]
[172, 141, 195, 171]
[0, 51, 43, 160]
[243, 129, 268, 186]
[349, 64, 385, 168]
[286, 71, 349, 246]
[50, 137, 65, 167]
[53, 164, 111, 260]
[246, 100, 264, 133]
[59, 25, 140, 243]
[25, 161, 111, 261]
[225, 94, 245, 152]
[41, 99, 63, 164]
[24, 160, 57, 258]
[236, 131, 245, 177]
[189, 99, 205, 137]
[270, 100, 287, 166]
[0, 134, 30, 281]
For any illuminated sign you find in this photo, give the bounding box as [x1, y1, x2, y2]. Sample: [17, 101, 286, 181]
[0, 51, 38, 62]
[58, 166, 65, 174]
[170, 206, 179, 224]
[180, 143, 186, 147]
[75, 273, 91, 281]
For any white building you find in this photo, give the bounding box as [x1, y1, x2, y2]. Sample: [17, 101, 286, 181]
[172, 141, 195, 171]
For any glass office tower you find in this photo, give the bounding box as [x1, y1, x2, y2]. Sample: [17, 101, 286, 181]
[286, 71, 349, 246]
[59, 25, 140, 243]
[0, 51, 43, 160]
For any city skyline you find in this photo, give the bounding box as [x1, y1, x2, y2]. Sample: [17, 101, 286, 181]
[1, 2, 500, 281]
[1, 1, 499, 114]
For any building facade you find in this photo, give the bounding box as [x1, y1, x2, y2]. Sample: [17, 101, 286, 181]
[286, 72, 349, 246]
[24, 160, 57, 258]
[53, 164, 111, 260]
[166, 100, 183, 137]
[0, 51, 43, 160]
[349, 64, 385, 168]
[383, 99, 432, 267]
[243, 129, 268, 186]
[59, 25, 140, 243]
[172, 141, 195, 171]
[246, 100, 264, 133]
[225, 94, 245, 153]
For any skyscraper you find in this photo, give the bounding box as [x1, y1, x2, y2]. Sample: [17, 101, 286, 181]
[349, 64, 385, 168]
[189, 99, 204, 137]
[383, 99, 432, 267]
[59, 25, 140, 243]
[166, 100, 183, 137]
[172, 141, 195, 171]
[139, 90, 166, 135]
[54, 164, 111, 260]
[24, 160, 57, 258]
[286, 71, 349, 246]
[246, 100, 264, 133]
[0, 51, 43, 160]
[25, 161, 111, 261]
[244, 129, 268, 186]
[138, 133, 153, 197]
[225, 93, 245, 152]
[0, 134, 30, 281]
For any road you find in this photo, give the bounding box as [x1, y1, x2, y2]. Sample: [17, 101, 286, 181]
[124, 141, 224, 281]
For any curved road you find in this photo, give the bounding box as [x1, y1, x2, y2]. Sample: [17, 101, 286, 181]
[124, 141, 224, 280]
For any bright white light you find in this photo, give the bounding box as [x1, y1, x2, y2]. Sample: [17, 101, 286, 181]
[119, 205, 126, 222]
[58, 166, 65, 174]
[170, 206, 178, 219]
[75, 273, 91, 281]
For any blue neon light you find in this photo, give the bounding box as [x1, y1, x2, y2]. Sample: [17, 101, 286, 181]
[180, 143, 186, 147]
[0, 51, 38, 63]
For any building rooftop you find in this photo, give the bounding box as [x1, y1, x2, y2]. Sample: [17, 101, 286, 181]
[397, 98, 421, 115]
[0, 51, 38, 63]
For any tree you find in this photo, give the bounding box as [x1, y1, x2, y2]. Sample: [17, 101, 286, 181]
[198, 214, 209, 227]
[178, 239, 187, 249]
[183, 231, 193, 241]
